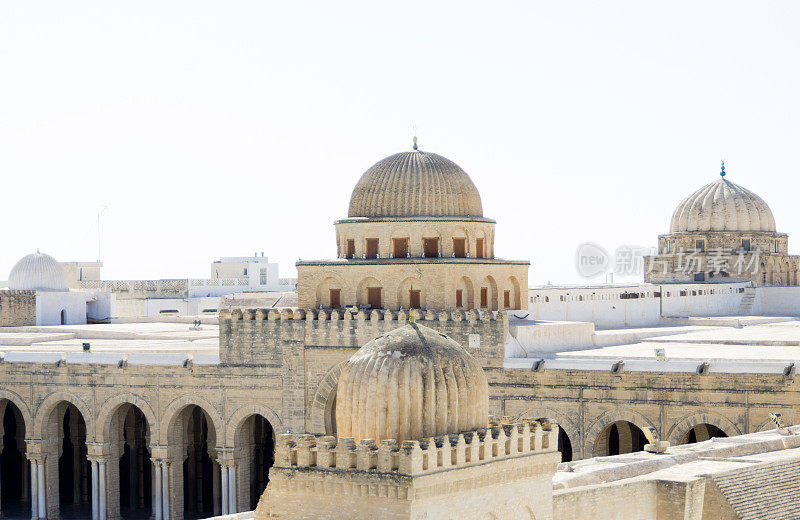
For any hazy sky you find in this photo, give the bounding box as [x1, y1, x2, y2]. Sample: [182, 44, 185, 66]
[1, 1, 798, 285]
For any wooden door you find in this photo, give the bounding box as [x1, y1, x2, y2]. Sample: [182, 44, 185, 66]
[480, 287, 488, 308]
[367, 287, 382, 309]
[410, 290, 421, 309]
[329, 289, 341, 308]
[423, 238, 438, 258]
[456, 289, 463, 308]
[476, 238, 484, 258]
[346, 239, 355, 259]
[453, 238, 466, 258]
[366, 239, 379, 259]
[393, 238, 408, 258]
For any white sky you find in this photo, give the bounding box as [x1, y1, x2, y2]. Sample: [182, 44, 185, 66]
[1, 1, 798, 285]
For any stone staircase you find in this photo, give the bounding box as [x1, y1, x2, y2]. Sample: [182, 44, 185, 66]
[737, 287, 756, 315]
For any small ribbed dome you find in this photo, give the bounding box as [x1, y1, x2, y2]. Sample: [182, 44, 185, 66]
[335, 323, 489, 443]
[670, 176, 776, 233]
[8, 252, 69, 292]
[348, 149, 483, 218]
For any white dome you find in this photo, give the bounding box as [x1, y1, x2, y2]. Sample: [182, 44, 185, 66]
[670, 175, 776, 233]
[8, 252, 69, 292]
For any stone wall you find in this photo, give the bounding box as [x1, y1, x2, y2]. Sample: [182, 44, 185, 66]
[296, 259, 528, 310]
[256, 420, 560, 520]
[0, 289, 36, 326]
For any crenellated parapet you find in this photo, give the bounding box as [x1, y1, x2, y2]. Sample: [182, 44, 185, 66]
[274, 419, 558, 476]
[219, 307, 508, 366]
[257, 419, 561, 520]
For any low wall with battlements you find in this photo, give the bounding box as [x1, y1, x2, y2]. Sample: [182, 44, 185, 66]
[255, 419, 561, 520]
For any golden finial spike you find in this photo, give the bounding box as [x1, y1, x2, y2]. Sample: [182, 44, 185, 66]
[412, 136, 418, 151]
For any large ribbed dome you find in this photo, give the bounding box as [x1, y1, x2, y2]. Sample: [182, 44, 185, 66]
[335, 323, 488, 443]
[670, 175, 776, 233]
[8, 251, 69, 291]
[348, 149, 483, 218]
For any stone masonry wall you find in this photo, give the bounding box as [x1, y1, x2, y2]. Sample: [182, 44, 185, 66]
[0, 289, 36, 326]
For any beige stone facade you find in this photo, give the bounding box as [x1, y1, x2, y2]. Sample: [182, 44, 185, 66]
[297, 147, 529, 312]
[255, 423, 560, 520]
[645, 231, 799, 285]
[0, 289, 36, 326]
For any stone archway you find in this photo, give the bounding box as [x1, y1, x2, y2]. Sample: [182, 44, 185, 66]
[586, 410, 657, 457]
[164, 403, 220, 520]
[39, 401, 91, 519]
[106, 403, 153, 519]
[310, 362, 346, 435]
[231, 414, 275, 512]
[1, 399, 29, 517]
[666, 411, 741, 446]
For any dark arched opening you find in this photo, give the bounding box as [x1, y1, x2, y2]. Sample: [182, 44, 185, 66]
[183, 406, 214, 519]
[1, 401, 28, 517]
[681, 424, 728, 445]
[58, 404, 90, 517]
[557, 427, 573, 462]
[117, 405, 152, 519]
[245, 416, 274, 510]
[60, 309, 67, 325]
[595, 420, 648, 457]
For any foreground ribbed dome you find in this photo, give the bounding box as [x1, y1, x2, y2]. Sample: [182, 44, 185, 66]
[670, 176, 776, 233]
[348, 149, 483, 218]
[8, 252, 68, 291]
[335, 323, 488, 443]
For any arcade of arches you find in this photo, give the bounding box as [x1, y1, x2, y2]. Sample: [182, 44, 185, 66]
[0, 398, 275, 520]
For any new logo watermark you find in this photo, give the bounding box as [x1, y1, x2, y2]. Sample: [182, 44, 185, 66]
[575, 242, 610, 278]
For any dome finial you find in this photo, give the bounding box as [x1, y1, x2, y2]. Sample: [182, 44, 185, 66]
[412, 135, 418, 151]
[720, 160, 726, 177]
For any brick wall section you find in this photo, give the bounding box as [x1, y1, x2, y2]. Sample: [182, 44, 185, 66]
[0, 289, 36, 326]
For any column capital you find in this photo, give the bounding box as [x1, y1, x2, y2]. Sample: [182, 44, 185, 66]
[24, 438, 44, 461]
[149, 445, 170, 460]
[86, 442, 113, 461]
[216, 447, 236, 466]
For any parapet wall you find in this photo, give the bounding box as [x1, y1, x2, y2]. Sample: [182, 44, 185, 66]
[274, 419, 559, 476]
[0, 290, 36, 326]
[256, 419, 561, 520]
[219, 307, 508, 366]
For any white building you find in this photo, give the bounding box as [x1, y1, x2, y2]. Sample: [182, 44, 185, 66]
[4, 251, 114, 325]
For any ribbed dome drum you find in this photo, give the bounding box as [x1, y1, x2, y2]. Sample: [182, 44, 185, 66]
[348, 150, 483, 218]
[8, 252, 69, 292]
[335, 323, 489, 443]
[670, 177, 776, 233]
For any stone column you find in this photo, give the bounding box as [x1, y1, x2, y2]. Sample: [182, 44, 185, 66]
[91, 460, 99, 520]
[161, 462, 170, 520]
[29, 460, 38, 520]
[212, 460, 221, 517]
[152, 460, 162, 520]
[99, 460, 107, 520]
[228, 465, 237, 514]
[87, 443, 113, 520]
[25, 440, 44, 520]
[37, 461, 45, 519]
[220, 463, 228, 516]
